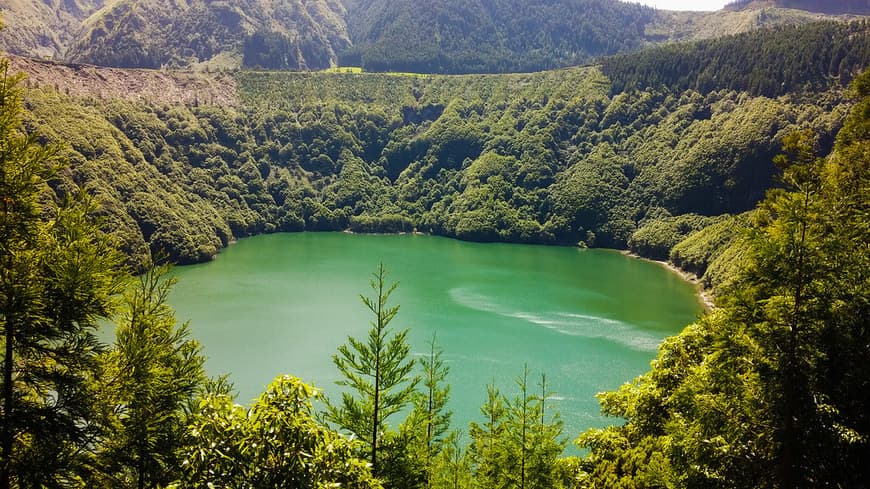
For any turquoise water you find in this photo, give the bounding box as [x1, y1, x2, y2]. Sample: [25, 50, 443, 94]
[164, 232, 702, 444]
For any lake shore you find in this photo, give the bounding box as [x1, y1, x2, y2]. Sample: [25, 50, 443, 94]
[620, 250, 715, 312]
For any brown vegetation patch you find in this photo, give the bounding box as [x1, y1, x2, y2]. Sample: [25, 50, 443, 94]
[8, 55, 240, 107]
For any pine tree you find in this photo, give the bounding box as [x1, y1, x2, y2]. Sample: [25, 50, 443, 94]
[96, 264, 206, 488]
[430, 430, 472, 489]
[468, 382, 507, 489]
[0, 60, 125, 488]
[415, 332, 452, 487]
[327, 263, 420, 475]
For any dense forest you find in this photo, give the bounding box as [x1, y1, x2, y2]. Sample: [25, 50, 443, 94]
[2, 59, 868, 488]
[602, 21, 870, 97]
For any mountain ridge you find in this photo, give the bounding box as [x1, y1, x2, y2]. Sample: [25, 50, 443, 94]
[1, 0, 865, 73]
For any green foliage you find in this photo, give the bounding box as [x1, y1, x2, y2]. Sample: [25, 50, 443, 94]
[343, 0, 656, 74]
[177, 375, 382, 489]
[577, 70, 870, 488]
[20, 28, 860, 265]
[603, 21, 870, 97]
[0, 61, 126, 487]
[429, 431, 473, 489]
[326, 263, 420, 477]
[669, 212, 751, 278]
[469, 367, 566, 489]
[628, 214, 719, 261]
[403, 333, 453, 487]
[95, 264, 206, 489]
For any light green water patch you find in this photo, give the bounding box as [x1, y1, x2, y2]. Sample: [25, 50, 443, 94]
[165, 232, 702, 445]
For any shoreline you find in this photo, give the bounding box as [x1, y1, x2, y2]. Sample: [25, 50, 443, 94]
[620, 250, 715, 312]
[195, 230, 716, 312]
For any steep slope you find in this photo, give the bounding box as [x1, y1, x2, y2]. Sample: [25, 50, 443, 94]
[2, 0, 865, 73]
[65, 0, 350, 70]
[0, 0, 103, 59]
[342, 0, 865, 73]
[647, 5, 861, 43]
[10, 21, 867, 269]
[341, 0, 656, 73]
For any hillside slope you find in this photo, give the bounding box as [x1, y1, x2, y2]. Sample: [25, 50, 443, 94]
[64, 0, 350, 70]
[2, 0, 864, 72]
[342, 0, 863, 73]
[10, 22, 866, 273]
[0, 0, 103, 59]
[340, 0, 656, 73]
[726, 0, 870, 15]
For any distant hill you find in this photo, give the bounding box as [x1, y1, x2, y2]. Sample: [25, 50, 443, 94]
[0, 0, 103, 59]
[343, 0, 866, 73]
[0, 0, 865, 72]
[63, 0, 350, 70]
[340, 0, 657, 73]
[725, 0, 870, 15]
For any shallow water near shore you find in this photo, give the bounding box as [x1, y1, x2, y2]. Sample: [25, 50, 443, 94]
[162, 232, 702, 447]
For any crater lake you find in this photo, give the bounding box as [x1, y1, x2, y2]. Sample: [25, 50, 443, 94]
[162, 232, 703, 443]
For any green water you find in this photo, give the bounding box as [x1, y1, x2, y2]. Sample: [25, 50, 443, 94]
[167, 232, 702, 442]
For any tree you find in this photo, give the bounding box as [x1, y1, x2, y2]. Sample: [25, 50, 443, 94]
[576, 70, 870, 488]
[0, 61, 125, 488]
[394, 332, 453, 488]
[327, 263, 420, 475]
[430, 430, 472, 489]
[468, 382, 507, 489]
[528, 373, 566, 489]
[96, 264, 206, 488]
[469, 368, 565, 489]
[415, 332, 452, 487]
[178, 375, 382, 489]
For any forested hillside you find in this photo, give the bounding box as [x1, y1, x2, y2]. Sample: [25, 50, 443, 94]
[64, 0, 350, 70]
[1, 0, 863, 72]
[577, 69, 870, 488]
[12, 22, 865, 287]
[340, 0, 656, 73]
[2, 0, 869, 484]
[0, 0, 103, 59]
[603, 21, 870, 96]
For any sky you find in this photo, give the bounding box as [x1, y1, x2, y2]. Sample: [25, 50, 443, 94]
[621, 0, 731, 11]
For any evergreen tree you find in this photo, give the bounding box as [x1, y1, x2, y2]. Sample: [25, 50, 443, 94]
[469, 368, 565, 489]
[0, 60, 125, 488]
[576, 69, 870, 488]
[430, 430, 472, 489]
[96, 264, 206, 488]
[468, 382, 507, 489]
[414, 332, 452, 487]
[327, 263, 420, 475]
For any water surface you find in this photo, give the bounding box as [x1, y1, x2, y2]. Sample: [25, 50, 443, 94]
[167, 233, 701, 442]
